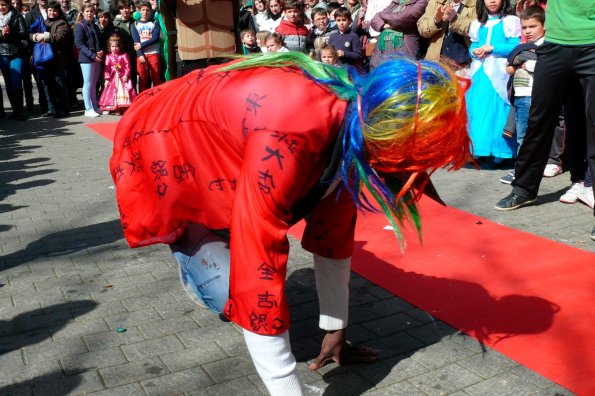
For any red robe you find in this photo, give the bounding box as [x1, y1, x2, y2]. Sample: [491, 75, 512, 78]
[110, 64, 356, 335]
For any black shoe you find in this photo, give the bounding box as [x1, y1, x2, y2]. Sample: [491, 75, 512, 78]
[9, 113, 26, 121]
[0, 110, 5, 118]
[591, 226, 595, 241]
[494, 193, 537, 211]
[499, 171, 515, 185]
[42, 111, 56, 117]
[54, 111, 69, 118]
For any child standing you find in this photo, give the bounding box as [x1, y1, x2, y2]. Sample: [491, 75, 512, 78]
[466, 0, 520, 162]
[328, 7, 362, 66]
[240, 29, 263, 54]
[275, 0, 310, 53]
[499, 5, 544, 184]
[99, 34, 137, 114]
[131, 1, 161, 92]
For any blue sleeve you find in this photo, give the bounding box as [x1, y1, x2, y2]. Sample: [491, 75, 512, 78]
[131, 23, 142, 56]
[493, 36, 521, 57]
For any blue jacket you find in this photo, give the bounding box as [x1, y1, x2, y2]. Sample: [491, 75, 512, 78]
[74, 19, 102, 63]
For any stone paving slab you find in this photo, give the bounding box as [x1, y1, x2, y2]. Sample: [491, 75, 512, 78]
[1, 108, 588, 396]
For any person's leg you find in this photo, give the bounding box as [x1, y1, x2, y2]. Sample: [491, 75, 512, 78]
[53, 67, 70, 115]
[137, 58, 148, 92]
[80, 62, 93, 111]
[510, 44, 572, 199]
[170, 224, 231, 314]
[90, 62, 101, 112]
[545, 112, 565, 172]
[7, 56, 24, 118]
[147, 54, 162, 88]
[577, 45, 595, 217]
[40, 70, 57, 115]
[21, 56, 34, 111]
[514, 96, 530, 152]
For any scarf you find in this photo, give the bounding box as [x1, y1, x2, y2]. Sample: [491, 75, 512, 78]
[0, 10, 13, 28]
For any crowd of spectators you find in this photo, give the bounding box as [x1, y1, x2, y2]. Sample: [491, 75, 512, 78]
[0, 0, 162, 119]
[0, 0, 593, 234]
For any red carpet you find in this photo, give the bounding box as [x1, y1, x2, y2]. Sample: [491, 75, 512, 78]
[91, 122, 594, 395]
[291, 199, 595, 396]
[87, 122, 117, 142]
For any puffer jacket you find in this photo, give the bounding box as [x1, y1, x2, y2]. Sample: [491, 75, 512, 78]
[0, 11, 27, 57]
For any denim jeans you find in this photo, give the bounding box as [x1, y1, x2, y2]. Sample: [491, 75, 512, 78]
[79, 62, 101, 111]
[514, 96, 531, 152]
[0, 55, 24, 115]
[170, 224, 230, 314]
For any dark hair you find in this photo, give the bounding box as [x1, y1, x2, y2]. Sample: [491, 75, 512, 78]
[98, 9, 111, 19]
[311, 8, 328, 19]
[520, 4, 545, 24]
[333, 6, 352, 20]
[47, 0, 62, 13]
[284, 0, 302, 12]
[327, 2, 342, 13]
[476, 0, 511, 24]
[138, 1, 151, 9]
[240, 28, 256, 38]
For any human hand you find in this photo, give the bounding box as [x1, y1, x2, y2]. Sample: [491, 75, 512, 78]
[134, 43, 141, 51]
[482, 44, 493, 54]
[97, 50, 105, 58]
[443, 5, 457, 22]
[2, 25, 10, 36]
[472, 47, 484, 58]
[434, 5, 445, 24]
[383, 23, 391, 31]
[308, 329, 378, 370]
[337, 49, 344, 57]
[104, 79, 109, 86]
[139, 55, 146, 64]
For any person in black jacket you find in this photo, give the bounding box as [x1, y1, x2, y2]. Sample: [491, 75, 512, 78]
[0, 0, 27, 119]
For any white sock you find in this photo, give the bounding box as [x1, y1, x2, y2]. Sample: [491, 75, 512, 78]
[243, 329, 303, 396]
[313, 254, 351, 330]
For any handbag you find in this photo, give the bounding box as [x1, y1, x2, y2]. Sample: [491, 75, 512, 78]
[33, 42, 54, 66]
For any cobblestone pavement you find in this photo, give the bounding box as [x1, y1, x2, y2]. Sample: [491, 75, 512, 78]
[1, 110, 590, 395]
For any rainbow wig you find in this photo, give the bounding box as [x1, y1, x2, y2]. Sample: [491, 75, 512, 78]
[221, 53, 471, 249]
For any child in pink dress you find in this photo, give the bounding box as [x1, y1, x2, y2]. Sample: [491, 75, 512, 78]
[99, 34, 137, 114]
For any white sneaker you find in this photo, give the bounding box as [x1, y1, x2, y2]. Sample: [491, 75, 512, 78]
[543, 164, 563, 177]
[102, 110, 110, 115]
[577, 185, 594, 209]
[84, 109, 101, 118]
[559, 182, 583, 204]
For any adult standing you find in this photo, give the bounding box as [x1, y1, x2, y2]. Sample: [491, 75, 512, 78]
[0, 0, 27, 120]
[494, 1, 595, 241]
[60, 0, 78, 26]
[417, 0, 476, 66]
[159, 0, 237, 77]
[30, 1, 71, 117]
[370, 0, 428, 62]
[74, 3, 104, 117]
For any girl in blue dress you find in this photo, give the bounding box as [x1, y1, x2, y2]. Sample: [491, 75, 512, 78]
[466, 0, 520, 162]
